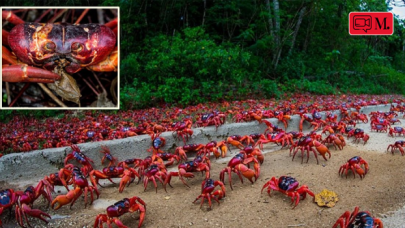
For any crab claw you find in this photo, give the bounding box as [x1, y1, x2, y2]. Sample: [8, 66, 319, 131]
[51, 187, 81, 210]
[87, 47, 118, 72]
[3, 64, 61, 83]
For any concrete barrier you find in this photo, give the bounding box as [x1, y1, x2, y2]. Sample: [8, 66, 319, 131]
[0, 104, 393, 184]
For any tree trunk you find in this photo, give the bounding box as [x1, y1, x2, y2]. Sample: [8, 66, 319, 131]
[273, 0, 280, 46]
[272, 0, 280, 67]
[288, 6, 306, 55]
[303, 3, 316, 53]
[265, 0, 273, 36]
[202, 0, 206, 26]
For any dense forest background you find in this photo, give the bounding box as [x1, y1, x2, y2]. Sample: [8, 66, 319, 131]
[2, 0, 405, 110]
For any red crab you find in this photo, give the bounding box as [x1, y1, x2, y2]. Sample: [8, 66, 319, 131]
[193, 179, 226, 209]
[118, 156, 158, 179]
[0, 180, 53, 227]
[94, 196, 146, 228]
[3, 9, 118, 107]
[325, 111, 338, 123]
[2, 10, 60, 84]
[231, 110, 250, 123]
[291, 137, 331, 164]
[371, 123, 389, 133]
[261, 176, 315, 209]
[164, 156, 211, 190]
[338, 156, 369, 179]
[89, 166, 140, 193]
[388, 117, 401, 125]
[299, 110, 326, 132]
[322, 133, 345, 150]
[388, 126, 405, 137]
[14, 183, 53, 227]
[99, 145, 118, 167]
[154, 152, 181, 167]
[43, 164, 75, 192]
[219, 152, 260, 190]
[147, 132, 166, 154]
[299, 113, 318, 132]
[243, 133, 264, 145]
[274, 110, 291, 130]
[118, 158, 144, 169]
[241, 145, 264, 164]
[0, 189, 16, 227]
[226, 135, 246, 151]
[195, 111, 226, 129]
[142, 163, 168, 193]
[332, 206, 383, 228]
[201, 140, 228, 159]
[64, 144, 94, 177]
[287, 131, 304, 140]
[262, 119, 277, 134]
[387, 140, 405, 156]
[370, 117, 390, 129]
[172, 119, 193, 144]
[350, 112, 369, 123]
[52, 166, 100, 210]
[174, 143, 204, 162]
[347, 128, 370, 144]
[344, 119, 357, 128]
[248, 110, 264, 123]
[255, 131, 294, 149]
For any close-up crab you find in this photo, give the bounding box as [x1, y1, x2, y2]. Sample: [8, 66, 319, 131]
[2, 7, 118, 108]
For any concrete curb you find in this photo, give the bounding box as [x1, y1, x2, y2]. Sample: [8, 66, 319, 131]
[0, 104, 392, 184]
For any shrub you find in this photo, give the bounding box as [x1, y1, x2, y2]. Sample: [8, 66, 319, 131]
[120, 26, 260, 108]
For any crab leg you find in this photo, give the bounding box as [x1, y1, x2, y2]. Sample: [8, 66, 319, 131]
[104, 17, 118, 35]
[3, 64, 61, 83]
[2, 46, 17, 65]
[17, 204, 51, 227]
[2, 10, 24, 25]
[105, 18, 118, 30]
[3, 44, 60, 83]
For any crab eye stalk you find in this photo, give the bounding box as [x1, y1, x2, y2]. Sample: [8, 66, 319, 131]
[71, 42, 84, 53]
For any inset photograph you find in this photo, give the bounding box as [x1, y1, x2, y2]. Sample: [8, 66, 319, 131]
[1, 7, 119, 108]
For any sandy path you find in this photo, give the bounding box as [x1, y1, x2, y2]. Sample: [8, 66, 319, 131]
[1, 121, 405, 228]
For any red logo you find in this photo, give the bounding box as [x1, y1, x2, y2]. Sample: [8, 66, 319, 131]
[349, 12, 393, 35]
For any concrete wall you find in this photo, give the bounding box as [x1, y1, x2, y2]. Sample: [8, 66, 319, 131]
[0, 104, 392, 184]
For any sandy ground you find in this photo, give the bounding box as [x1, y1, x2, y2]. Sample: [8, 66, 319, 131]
[1, 121, 405, 228]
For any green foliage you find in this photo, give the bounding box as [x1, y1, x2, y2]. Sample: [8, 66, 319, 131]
[277, 79, 336, 95]
[0, 110, 14, 122]
[120, 79, 153, 109]
[366, 55, 392, 67]
[156, 77, 199, 104]
[0, 110, 63, 123]
[300, 79, 337, 95]
[253, 79, 281, 98]
[120, 27, 262, 108]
